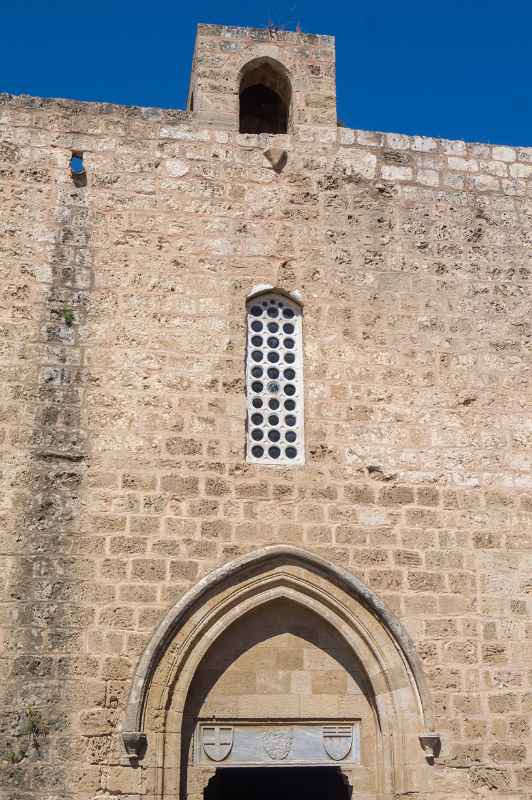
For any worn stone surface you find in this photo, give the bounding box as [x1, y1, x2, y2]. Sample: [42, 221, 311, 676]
[0, 20, 531, 800]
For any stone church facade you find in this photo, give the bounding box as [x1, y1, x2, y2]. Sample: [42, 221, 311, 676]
[1, 22, 531, 800]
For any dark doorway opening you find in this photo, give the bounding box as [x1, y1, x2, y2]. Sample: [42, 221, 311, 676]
[239, 84, 288, 134]
[205, 766, 350, 800]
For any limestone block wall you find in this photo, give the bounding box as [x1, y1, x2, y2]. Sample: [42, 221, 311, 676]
[0, 52, 531, 800]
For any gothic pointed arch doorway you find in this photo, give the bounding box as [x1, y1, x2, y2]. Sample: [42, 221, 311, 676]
[120, 546, 438, 800]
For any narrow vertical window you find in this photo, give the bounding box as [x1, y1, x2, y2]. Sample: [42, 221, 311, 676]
[246, 292, 304, 465]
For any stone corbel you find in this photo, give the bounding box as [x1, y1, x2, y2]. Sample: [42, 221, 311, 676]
[263, 147, 287, 173]
[122, 730, 147, 759]
[419, 733, 441, 758]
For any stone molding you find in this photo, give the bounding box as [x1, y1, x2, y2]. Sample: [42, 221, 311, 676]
[246, 284, 303, 304]
[121, 730, 146, 759]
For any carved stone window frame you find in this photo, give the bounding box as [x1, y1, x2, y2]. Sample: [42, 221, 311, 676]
[245, 286, 304, 466]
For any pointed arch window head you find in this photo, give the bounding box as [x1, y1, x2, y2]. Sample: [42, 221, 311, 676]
[246, 292, 304, 465]
[239, 59, 291, 135]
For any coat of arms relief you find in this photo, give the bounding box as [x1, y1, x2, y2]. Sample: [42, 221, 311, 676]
[262, 728, 293, 760]
[201, 725, 234, 762]
[322, 724, 353, 760]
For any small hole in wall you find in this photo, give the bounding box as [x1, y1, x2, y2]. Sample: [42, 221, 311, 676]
[69, 151, 87, 186]
[70, 152, 84, 174]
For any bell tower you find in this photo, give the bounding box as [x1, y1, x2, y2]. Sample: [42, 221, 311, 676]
[187, 23, 337, 131]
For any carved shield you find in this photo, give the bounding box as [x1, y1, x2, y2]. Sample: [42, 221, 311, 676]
[201, 725, 234, 762]
[262, 728, 293, 760]
[322, 725, 353, 761]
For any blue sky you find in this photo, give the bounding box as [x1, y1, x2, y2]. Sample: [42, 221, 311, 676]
[1, 0, 531, 146]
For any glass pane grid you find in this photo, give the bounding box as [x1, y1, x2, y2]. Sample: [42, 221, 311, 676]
[245, 293, 304, 466]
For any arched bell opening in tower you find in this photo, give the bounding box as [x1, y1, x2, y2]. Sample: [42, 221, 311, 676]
[239, 58, 291, 134]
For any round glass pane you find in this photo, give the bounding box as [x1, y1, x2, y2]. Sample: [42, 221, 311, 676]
[284, 352, 295, 364]
[267, 336, 279, 348]
[251, 320, 263, 332]
[283, 307, 294, 319]
[285, 415, 297, 427]
[284, 399, 296, 411]
[268, 430, 281, 442]
[251, 381, 263, 393]
[267, 352, 279, 363]
[251, 445, 264, 457]
[285, 430, 297, 443]
[251, 366, 263, 378]
[286, 446, 297, 459]
[283, 323, 295, 334]
[284, 338, 295, 349]
[251, 428, 263, 441]
[284, 384, 296, 396]
[267, 307, 279, 318]
[269, 398, 280, 410]
[284, 368, 295, 380]
[251, 350, 263, 362]
[267, 381, 280, 394]
[252, 398, 263, 408]
[251, 335, 263, 346]
[268, 446, 281, 458]
[268, 414, 279, 426]
[267, 367, 279, 379]
[250, 305, 262, 316]
[251, 413, 263, 425]
[267, 322, 279, 333]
